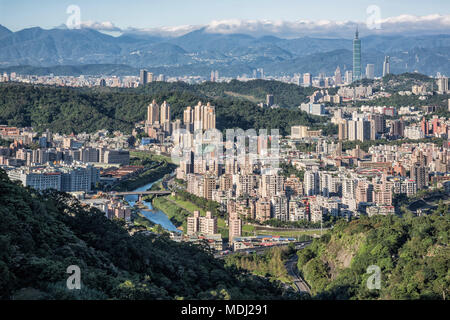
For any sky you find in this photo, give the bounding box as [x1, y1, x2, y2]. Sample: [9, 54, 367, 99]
[0, 0, 449, 37]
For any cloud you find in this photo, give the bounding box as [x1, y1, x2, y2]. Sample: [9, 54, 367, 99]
[124, 24, 201, 37]
[118, 14, 450, 39]
[78, 21, 122, 32]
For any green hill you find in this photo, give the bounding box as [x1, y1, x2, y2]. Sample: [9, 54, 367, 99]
[0, 169, 295, 300]
[0, 81, 333, 136]
[297, 212, 449, 300]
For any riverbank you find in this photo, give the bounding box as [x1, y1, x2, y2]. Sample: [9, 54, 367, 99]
[112, 157, 177, 192]
[152, 196, 190, 232]
[152, 194, 229, 240]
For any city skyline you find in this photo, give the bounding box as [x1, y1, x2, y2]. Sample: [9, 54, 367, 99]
[0, 0, 448, 304]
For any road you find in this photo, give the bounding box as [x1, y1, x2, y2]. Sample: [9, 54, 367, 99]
[214, 241, 312, 259]
[285, 245, 311, 294]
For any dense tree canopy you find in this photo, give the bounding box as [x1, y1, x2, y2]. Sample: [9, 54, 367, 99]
[0, 169, 295, 300]
[0, 82, 330, 136]
[297, 213, 450, 300]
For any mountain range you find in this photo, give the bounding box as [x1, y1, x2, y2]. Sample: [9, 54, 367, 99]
[0, 25, 449, 77]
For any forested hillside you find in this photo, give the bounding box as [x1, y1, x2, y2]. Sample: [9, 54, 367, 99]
[297, 212, 449, 300]
[0, 169, 296, 300]
[0, 81, 333, 135]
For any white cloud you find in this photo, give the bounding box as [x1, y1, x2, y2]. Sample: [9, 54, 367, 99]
[71, 15, 449, 38]
[117, 14, 450, 38]
[125, 24, 201, 37]
[79, 21, 122, 32]
[200, 14, 450, 38]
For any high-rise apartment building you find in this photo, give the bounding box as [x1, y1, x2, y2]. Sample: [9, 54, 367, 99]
[357, 120, 371, 142]
[200, 211, 218, 235]
[371, 114, 386, 134]
[192, 102, 216, 131]
[436, 76, 449, 94]
[147, 100, 160, 125]
[139, 69, 148, 86]
[348, 120, 358, 141]
[345, 70, 353, 84]
[187, 211, 218, 235]
[366, 64, 375, 79]
[266, 94, 274, 107]
[304, 169, 320, 196]
[334, 66, 342, 85]
[391, 119, 404, 137]
[338, 120, 348, 140]
[410, 164, 429, 190]
[303, 73, 311, 87]
[255, 198, 271, 222]
[229, 216, 242, 243]
[160, 101, 171, 132]
[203, 176, 216, 200]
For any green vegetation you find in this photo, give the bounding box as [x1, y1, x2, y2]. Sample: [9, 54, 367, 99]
[112, 159, 176, 192]
[381, 73, 434, 93]
[153, 193, 229, 240]
[354, 92, 449, 111]
[152, 196, 190, 232]
[128, 210, 167, 235]
[0, 82, 330, 136]
[173, 189, 221, 216]
[225, 247, 295, 284]
[297, 213, 449, 299]
[280, 162, 305, 180]
[263, 218, 338, 229]
[0, 168, 294, 300]
[295, 142, 317, 153]
[130, 151, 175, 165]
[0, 137, 10, 147]
[242, 226, 318, 240]
[191, 79, 316, 108]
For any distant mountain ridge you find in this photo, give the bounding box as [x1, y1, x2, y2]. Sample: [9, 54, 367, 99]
[0, 25, 449, 76]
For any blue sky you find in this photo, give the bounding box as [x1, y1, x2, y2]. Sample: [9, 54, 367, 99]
[1, 0, 449, 31]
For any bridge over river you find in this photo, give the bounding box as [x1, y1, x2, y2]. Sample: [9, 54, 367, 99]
[108, 190, 171, 197]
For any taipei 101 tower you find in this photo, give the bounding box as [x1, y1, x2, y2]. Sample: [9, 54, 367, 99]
[353, 26, 362, 82]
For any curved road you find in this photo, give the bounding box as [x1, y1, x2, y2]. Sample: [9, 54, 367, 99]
[286, 245, 311, 294]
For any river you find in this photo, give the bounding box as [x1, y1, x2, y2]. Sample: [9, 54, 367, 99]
[124, 178, 180, 233]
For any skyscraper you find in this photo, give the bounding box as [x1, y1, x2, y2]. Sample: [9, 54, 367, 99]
[391, 119, 404, 137]
[147, 100, 159, 125]
[356, 120, 371, 142]
[334, 66, 342, 85]
[193, 101, 216, 131]
[303, 73, 311, 87]
[266, 94, 274, 107]
[345, 70, 353, 84]
[353, 27, 362, 82]
[410, 164, 428, 190]
[147, 72, 153, 83]
[366, 64, 375, 79]
[383, 56, 390, 77]
[160, 101, 171, 124]
[304, 170, 320, 196]
[140, 69, 148, 86]
[436, 76, 449, 94]
[160, 101, 171, 133]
